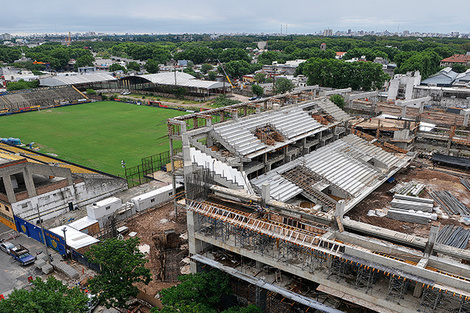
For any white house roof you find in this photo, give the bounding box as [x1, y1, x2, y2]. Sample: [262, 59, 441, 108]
[49, 225, 99, 250]
[137, 72, 227, 90]
[67, 216, 99, 231]
[40, 73, 117, 87]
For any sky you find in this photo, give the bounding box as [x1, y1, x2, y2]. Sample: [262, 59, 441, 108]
[1, 0, 468, 35]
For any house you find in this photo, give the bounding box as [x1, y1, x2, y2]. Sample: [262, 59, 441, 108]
[440, 54, 470, 67]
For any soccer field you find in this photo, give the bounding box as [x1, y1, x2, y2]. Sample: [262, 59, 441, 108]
[0, 101, 187, 176]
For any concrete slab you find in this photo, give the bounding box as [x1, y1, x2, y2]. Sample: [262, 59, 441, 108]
[51, 260, 79, 279]
[317, 285, 398, 313]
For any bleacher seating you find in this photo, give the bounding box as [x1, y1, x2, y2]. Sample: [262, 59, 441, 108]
[0, 86, 86, 113]
[0, 143, 97, 175]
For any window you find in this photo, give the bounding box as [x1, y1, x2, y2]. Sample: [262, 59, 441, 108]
[105, 206, 111, 210]
[150, 198, 155, 203]
[22, 203, 28, 209]
[5, 206, 9, 212]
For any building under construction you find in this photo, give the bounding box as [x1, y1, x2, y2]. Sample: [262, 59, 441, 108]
[168, 87, 470, 312]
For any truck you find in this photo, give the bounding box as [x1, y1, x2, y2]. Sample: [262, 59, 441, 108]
[9, 244, 36, 266]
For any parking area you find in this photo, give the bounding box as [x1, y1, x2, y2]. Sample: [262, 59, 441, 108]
[0, 224, 61, 297]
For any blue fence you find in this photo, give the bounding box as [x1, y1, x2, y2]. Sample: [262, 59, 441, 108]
[15, 216, 66, 255]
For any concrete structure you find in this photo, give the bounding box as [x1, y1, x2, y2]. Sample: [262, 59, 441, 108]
[387, 71, 422, 101]
[165, 88, 470, 312]
[0, 144, 127, 229]
[262, 60, 306, 76]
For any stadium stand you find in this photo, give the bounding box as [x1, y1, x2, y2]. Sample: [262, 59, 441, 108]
[0, 143, 97, 174]
[0, 86, 87, 113]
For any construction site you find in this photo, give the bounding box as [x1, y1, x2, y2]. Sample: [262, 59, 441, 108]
[164, 86, 470, 312]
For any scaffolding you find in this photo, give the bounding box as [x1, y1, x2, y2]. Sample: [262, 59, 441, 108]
[355, 265, 376, 293]
[386, 275, 408, 303]
[420, 287, 443, 313]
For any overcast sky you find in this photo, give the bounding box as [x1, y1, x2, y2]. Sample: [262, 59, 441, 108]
[1, 0, 468, 35]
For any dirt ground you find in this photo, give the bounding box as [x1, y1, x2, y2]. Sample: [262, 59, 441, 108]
[121, 202, 188, 296]
[346, 159, 470, 238]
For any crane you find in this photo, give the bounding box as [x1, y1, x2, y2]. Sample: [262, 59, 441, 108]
[217, 59, 234, 88]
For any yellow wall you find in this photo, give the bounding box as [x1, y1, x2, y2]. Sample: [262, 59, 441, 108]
[0, 202, 16, 231]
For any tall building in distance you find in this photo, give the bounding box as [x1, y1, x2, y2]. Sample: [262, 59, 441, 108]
[323, 29, 333, 36]
[2, 33, 12, 41]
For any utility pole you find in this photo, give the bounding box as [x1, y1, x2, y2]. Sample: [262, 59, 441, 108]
[36, 205, 50, 264]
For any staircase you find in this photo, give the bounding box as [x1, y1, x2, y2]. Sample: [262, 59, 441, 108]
[189, 147, 254, 194]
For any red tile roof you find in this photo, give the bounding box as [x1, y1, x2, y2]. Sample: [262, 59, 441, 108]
[441, 54, 470, 64]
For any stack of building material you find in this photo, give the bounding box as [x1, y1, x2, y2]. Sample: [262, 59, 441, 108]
[460, 178, 470, 192]
[430, 191, 470, 216]
[386, 193, 436, 224]
[389, 181, 426, 196]
[391, 197, 434, 213]
[436, 225, 470, 249]
[386, 209, 435, 224]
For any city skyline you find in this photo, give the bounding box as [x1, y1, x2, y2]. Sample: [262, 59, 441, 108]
[1, 0, 468, 36]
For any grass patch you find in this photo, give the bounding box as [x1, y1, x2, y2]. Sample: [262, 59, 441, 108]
[0, 101, 186, 176]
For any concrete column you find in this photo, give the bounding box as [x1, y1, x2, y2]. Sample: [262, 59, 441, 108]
[401, 106, 407, 118]
[261, 183, 270, 206]
[232, 110, 238, 120]
[464, 114, 470, 127]
[187, 210, 200, 273]
[424, 222, 440, 256]
[413, 257, 429, 297]
[334, 200, 345, 232]
[255, 286, 267, 312]
[1, 175, 16, 203]
[419, 102, 424, 114]
[22, 168, 37, 198]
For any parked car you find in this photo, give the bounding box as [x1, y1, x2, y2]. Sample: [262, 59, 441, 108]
[0, 241, 15, 254]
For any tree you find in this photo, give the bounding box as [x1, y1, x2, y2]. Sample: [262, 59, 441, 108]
[330, 94, 345, 109]
[251, 84, 264, 97]
[159, 270, 231, 309]
[86, 89, 97, 95]
[451, 63, 468, 73]
[201, 63, 213, 74]
[254, 73, 266, 83]
[0, 276, 88, 313]
[7, 79, 39, 91]
[85, 238, 151, 309]
[207, 71, 217, 81]
[127, 61, 141, 71]
[74, 54, 95, 69]
[145, 59, 160, 73]
[109, 63, 127, 73]
[274, 78, 295, 94]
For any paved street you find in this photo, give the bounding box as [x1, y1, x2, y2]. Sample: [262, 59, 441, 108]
[0, 224, 61, 297]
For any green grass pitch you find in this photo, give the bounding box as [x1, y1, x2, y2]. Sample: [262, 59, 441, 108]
[0, 101, 187, 176]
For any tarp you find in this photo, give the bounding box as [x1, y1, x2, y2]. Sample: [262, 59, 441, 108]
[432, 153, 470, 168]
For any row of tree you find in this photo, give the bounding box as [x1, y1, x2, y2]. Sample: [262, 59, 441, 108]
[298, 58, 390, 91]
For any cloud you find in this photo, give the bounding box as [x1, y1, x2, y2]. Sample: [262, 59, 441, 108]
[1, 0, 468, 35]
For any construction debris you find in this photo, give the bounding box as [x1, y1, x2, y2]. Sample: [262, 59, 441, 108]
[436, 225, 470, 249]
[254, 124, 284, 145]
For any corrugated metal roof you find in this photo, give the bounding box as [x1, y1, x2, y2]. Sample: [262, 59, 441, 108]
[137, 72, 227, 89]
[40, 73, 117, 87]
[421, 67, 458, 87]
[49, 225, 99, 250]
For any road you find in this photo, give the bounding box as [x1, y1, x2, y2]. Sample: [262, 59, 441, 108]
[0, 224, 60, 297]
